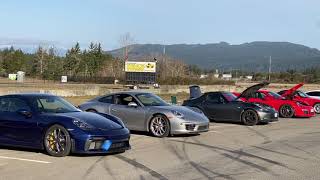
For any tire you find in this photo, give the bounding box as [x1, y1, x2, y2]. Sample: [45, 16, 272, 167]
[242, 109, 259, 126]
[86, 109, 97, 113]
[279, 104, 294, 118]
[313, 103, 320, 114]
[149, 115, 170, 138]
[44, 124, 71, 157]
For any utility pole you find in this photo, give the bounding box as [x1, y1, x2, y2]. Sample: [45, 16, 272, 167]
[268, 56, 272, 82]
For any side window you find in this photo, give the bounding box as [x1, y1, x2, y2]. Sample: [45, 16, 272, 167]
[252, 92, 264, 99]
[307, 92, 316, 96]
[0, 98, 31, 112]
[257, 92, 265, 99]
[98, 96, 113, 104]
[114, 94, 138, 106]
[206, 94, 221, 103]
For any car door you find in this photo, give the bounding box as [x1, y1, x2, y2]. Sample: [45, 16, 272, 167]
[202, 93, 234, 121]
[110, 94, 146, 131]
[96, 95, 114, 114]
[0, 97, 41, 147]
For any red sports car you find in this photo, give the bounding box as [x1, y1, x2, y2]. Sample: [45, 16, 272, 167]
[278, 83, 320, 114]
[234, 82, 315, 118]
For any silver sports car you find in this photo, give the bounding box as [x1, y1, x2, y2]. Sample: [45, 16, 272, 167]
[78, 91, 209, 137]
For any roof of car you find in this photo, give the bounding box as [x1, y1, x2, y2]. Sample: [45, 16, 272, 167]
[106, 91, 154, 96]
[0, 93, 55, 98]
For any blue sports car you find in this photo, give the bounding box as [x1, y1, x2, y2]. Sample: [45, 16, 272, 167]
[0, 93, 130, 157]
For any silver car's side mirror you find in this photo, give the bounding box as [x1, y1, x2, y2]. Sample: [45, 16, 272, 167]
[128, 102, 138, 107]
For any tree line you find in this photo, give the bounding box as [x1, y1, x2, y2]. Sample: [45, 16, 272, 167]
[0, 43, 124, 83]
[0, 43, 319, 84]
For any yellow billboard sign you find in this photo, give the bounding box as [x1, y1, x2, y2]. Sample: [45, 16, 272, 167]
[125, 62, 156, 73]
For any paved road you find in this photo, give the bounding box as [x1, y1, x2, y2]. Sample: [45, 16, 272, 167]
[1, 116, 320, 180]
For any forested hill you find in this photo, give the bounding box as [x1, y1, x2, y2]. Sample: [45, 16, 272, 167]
[108, 42, 320, 72]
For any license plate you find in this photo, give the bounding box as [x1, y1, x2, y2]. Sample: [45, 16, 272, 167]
[274, 113, 278, 117]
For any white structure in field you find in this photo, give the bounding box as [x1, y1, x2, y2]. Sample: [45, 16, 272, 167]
[213, 73, 219, 78]
[222, 74, 232, 80]
[17, 71, 25, 83]
[200, 74, 208, 79]
[246, 76, 253, 80]
[8, 74, 17, 80]
[61, 76, 68, 83]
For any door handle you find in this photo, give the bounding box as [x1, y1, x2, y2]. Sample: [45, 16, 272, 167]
[111, 109, 118, 112]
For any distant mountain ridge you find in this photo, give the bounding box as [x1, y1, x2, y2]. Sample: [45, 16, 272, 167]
[108, 42, 320, 72]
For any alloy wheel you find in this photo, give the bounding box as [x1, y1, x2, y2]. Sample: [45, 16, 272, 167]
[314, 104, 320, 114]
[44, 125, 71, 157]
[280, 105, 294, 118]
[150, 116, 169, 137]
[242, 110, 259, 126]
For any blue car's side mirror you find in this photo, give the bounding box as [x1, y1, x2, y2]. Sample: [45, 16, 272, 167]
[17, 109, 32, 118]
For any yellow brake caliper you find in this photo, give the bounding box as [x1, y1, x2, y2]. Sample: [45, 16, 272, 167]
[49, 132, 55, 150]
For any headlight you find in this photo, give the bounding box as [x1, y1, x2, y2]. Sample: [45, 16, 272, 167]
[171, 110, 184, 119]
[73, 119, 95, 130]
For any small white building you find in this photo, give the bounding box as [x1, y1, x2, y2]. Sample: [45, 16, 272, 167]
[245, 76, 253, 80]
[200, 74, 208, 79]
[222, 74, 232, 80]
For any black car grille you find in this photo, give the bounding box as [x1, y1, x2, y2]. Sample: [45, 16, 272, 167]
[185, 124, 196, 131]
[303, 110, 309, 115]
[110, 141, 127, 149]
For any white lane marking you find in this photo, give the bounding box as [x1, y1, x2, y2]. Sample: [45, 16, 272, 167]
[0, 156, 52, 164]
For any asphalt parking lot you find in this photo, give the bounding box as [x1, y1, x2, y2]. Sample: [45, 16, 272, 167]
[1, 116, 320, 180]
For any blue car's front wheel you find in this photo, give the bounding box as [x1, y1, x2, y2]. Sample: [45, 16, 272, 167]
[44, 125, 71, 157]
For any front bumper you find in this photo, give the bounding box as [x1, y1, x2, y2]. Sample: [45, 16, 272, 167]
[295, 107, 315, 117]
[70, 128, 131, 154]
[257, 111, 279, 122]
[169, 117, 210, 135]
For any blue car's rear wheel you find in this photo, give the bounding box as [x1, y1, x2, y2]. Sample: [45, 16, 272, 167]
[44, 125, 71, 157]
[149, 115, 170, 138]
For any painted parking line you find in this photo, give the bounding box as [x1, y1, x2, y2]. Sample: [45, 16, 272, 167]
[0, 156, 52, 164]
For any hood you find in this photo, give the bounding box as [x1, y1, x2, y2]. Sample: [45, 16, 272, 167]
[151, 105, 208, 122]
[280, 83, 304, 99]
[56, 112, 123, 131]
[239, 82, 269, 99]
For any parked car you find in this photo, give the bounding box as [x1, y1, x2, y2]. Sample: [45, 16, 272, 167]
[234, 83, 315, 118]
[305, 90, 320, 99]
[278, 83, 320, 114]
[182, 84, 278, 126]
[0, 93, 130, 157]
[79, 92, 209, 137]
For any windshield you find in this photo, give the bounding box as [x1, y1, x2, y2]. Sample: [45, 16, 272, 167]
[33, 96, 80, 113]
[268, 92, 283, 99]
[136, 93, 169, 106]
[222, 92, 242, 102]
[296, 91, 309, 98]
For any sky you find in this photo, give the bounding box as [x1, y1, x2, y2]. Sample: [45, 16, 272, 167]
[0, 0, 319, 50]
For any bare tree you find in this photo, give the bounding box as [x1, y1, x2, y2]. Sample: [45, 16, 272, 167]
[119, 32, 135, 61]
